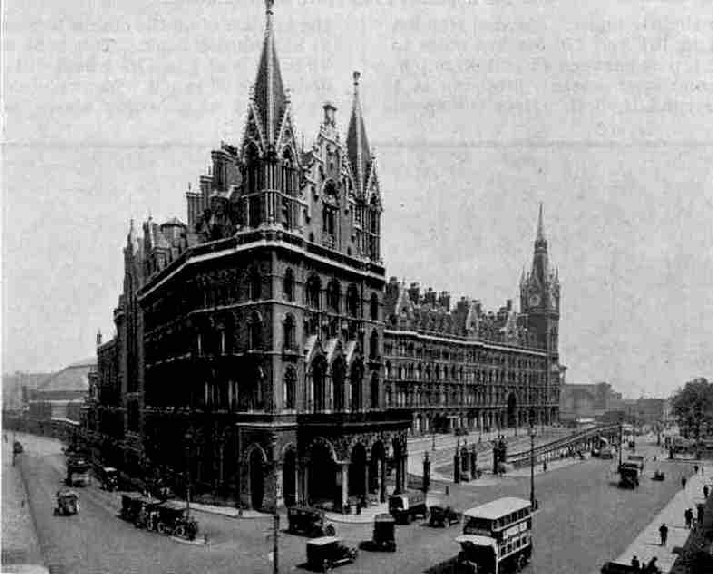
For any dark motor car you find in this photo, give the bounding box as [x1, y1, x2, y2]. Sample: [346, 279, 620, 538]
[618, 464, 640, 488]
[54, 489, 79, 516]
[153, 500, 198, 540]
[287, 506, 336, 537]
[306, 536, 357, 572]
[13, 440, 23, 455]
[360, 514, 396, 552]
[120, 493, 154, 524]
[388, 492, 428, 524]
[429, 505, 461, 527]
[97, 466, 119, 491]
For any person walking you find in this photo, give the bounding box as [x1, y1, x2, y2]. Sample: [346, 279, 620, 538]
[681, 476, 687, 489]
[703, 484, 709, 499]
[697, 504, 704, 525]
[631, 555, 641, 570]
[659, 523, 668, 546]
[684, 508, 693, 529]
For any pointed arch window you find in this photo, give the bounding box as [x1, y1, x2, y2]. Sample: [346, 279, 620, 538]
[327, 280, 341, 313]
[313, 358, 326, 412]
[346, 284, 359, 318]
[248, 269, 262, 301]
[283, 268, 295, 302]
[370, 373, 380, 409]
[284, 366, 296, 410]
[306, 275, 321, 310]
[350, 363, 362, 412]
[370, 293, 379, 321]
[283, 313, 296, 350]
[369, 329, 379, 360]
[332, 359, 345, 411]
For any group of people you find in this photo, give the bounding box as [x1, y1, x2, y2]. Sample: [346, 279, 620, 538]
[629, 555, 661, 573]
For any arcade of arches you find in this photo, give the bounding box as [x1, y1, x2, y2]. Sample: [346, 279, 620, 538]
[240, 433, 408, 512]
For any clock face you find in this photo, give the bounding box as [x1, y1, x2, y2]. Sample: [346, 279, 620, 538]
[528, 293, 541, 307]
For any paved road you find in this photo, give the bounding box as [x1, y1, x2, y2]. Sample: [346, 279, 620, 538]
[16, 433, 683, 574]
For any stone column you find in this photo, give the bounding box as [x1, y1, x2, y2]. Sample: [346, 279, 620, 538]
[274, 465, 283, 509]
[363, 459, 370, 505]
[379, 456, 386, 502]
[339, 462, 349, 512]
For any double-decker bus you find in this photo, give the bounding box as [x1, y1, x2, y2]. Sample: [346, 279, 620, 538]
[455, 496, 533, 573]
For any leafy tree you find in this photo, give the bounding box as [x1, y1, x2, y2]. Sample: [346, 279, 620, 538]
[671, 378, 713, 439]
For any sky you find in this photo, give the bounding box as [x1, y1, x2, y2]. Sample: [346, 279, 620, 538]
[3, 0, 713, 398]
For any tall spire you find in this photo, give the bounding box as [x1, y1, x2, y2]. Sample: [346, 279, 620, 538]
[347, 71, 372, 195]
[536, 202, 546, 244]
[253, 0, 285, 148]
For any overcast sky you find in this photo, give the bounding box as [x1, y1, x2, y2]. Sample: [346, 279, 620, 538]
[4, 0, 713, 398]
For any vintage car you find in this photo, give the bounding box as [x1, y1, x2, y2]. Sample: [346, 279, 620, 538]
[306, 536, 358, 572]
[287, 506, 336, 538]
[626, 455, 645, 471]
[66, 459, 91, 487]
[429, 504, 461, 527]
[618, 464, 640, 488]
[120, 493, 154, 524]
[652, 470, 665, 481]
[13, 440, 23, 455]
[97, 466, 119, 491]
[388, 491, 428, 524]
[360, 514, 396, 552]
[54, 489, 79, 516]
[153, 500, 198, 540]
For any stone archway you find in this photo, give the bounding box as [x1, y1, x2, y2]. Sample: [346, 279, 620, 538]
[370, 441, 387, 503]
[507, 393, 517, 428]
[308, 440, 337, 509]
[249, 447, 265, 510]
[348, 443, 367, 501]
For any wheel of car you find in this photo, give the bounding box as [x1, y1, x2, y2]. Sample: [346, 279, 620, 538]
[157, 522, 166, 534]
[324, 524, 335, 536]
[175, 525, 186, 538]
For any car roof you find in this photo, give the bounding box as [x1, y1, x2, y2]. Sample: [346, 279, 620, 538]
[463, 497, 531, 519]
[307, 536, 342, 545]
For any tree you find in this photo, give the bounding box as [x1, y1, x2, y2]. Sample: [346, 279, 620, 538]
[671, 378, 713, 439]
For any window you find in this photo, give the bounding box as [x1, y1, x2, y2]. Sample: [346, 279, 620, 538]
[351, 363, 362, 411]
[327, 280, 340, 312]
[370, 330, 379, 360]
[347, 284, 359, 318]
[332, 359, 345, 411]
[370, 293, 379, 321]
[370, 373, 379, 409]
[306, 275, 321, 309]
[284, 367, 296, 409]
[283, 268, 294, 301]
[283, 313, 296, 350]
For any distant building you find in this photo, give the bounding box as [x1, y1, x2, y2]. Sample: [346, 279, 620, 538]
[621, 398, 670, 427]
[27, 359, 96, 423]
[559, 382, 623, 423]
[1, 371, 52, 411]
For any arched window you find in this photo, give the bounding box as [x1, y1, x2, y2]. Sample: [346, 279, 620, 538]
[350, 363, 362, 412]
[332, 359, 345, 411]
[346, 284, 359, 318]
[283, 268, 294, 302]
[327, 280, 340, 313]
[369, 329, 379, 360]
[283, 313, 296, 350]
[370, 293, 379, 321]
[284, 367, 296, 410]
[248, 269, 262, 301]
[306, 275, 321, 309]
[370, 373, 379, 409]
[248, 312, 262, 349]
[313, 358, 326, 412]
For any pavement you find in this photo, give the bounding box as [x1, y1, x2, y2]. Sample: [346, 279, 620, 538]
[1, 436, 45, 571]
[613, 460, 710, 573]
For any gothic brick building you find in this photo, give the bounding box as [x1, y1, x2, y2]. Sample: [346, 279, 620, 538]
[91, 1, 562, 511]
[382, 206, 562, 436]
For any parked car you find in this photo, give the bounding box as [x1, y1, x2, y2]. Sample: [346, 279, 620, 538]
[153, 500, 198, 540]
[97, 466, 119, 491]
[389, 491, 428, 524]
[13, 440, 23, 455]
[306, 536, 357, 572]
[360, 514, 396, 552]
[287, 505, 336, 537]
[429, 505, 460, 527]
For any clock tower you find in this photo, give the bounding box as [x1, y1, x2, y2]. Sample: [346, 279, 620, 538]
[520, 204, 560, 354]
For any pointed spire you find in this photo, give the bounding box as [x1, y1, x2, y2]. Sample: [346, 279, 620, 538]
[253, 0, 285, 148]
[347, 71, 372, 195]
[536, 202, 546, 244]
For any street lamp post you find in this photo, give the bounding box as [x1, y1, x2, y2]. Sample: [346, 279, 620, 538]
[529, 422, 536, 510]
[184, 431, 192, 517]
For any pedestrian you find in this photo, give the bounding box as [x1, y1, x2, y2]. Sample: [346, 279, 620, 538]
[684, 508, 692, 528]
[681, 476, 687, 489]
[697, 504, 704, 525]
[543, 460, 548, 473]
[694, 465, 699, 474]
[631, 555, 641, 570]
[704, 485, 709, 499]
[659, 523, 668, 546]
